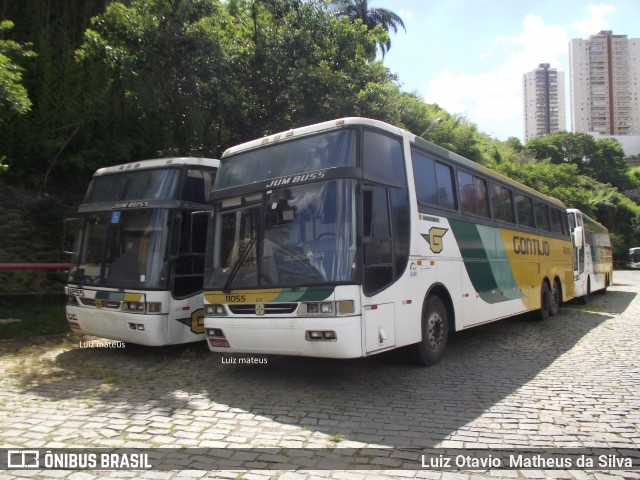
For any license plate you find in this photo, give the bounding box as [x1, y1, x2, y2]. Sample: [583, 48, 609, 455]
[209, 338, 230, 348]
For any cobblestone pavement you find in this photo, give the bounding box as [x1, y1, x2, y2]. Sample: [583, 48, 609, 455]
[1, 271, 639, 480]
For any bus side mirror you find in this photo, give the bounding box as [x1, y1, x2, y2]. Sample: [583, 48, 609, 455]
[573, 226, 583, 249]
[63, 217, 78, 255]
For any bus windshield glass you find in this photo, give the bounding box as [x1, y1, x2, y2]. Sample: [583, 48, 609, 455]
[207, 179, 357, 290]
[215, 129, 356, 190]
[69, 209, 171, 289]
[85, 168, 180, 203]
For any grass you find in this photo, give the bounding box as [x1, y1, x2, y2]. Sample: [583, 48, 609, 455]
[0, 302, 68, 340]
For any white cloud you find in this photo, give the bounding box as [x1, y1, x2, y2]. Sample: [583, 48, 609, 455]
[572, 4, 616, 36]
[398, 8, 414, 21]
[424, 14, 569, 139]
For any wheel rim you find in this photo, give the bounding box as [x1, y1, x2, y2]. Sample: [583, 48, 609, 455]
[427, 312, 444, 350]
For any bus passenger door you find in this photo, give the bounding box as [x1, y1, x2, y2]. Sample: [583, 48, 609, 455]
[361, 185, 396, 354]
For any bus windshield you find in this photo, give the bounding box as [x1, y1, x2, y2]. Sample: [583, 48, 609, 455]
[215, 129, 356, 190]
[85, 168, 180, 203]
[69, 209, 171, 289]
[206, 179, 357, 290]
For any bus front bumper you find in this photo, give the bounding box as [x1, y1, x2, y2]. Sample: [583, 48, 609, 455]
[66, 305, 169, 346]
[203, 315, 364, 359]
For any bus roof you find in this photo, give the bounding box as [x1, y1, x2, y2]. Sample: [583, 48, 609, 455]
[93, 157, 219, 177]
[222, 117, 566, 209]
[567, 208, 609, 232]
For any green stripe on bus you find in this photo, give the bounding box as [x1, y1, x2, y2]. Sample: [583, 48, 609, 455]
[449, 219, 523, 304]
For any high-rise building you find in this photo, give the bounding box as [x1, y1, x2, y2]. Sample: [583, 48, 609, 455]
[569, 30, 640, 136]
[523, 63, 566, 142]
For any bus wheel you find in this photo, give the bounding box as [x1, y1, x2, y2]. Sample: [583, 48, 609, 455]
[550, 279, 561, 316]
[409, 296, 448, 366]
[537, 281, 551, 321]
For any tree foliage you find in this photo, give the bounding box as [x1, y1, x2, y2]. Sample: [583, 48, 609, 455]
[525, 131, 635, 191]
[0, 20, 34, 119]
[0, 0, 639, 256]
[329, 0, 405, 57]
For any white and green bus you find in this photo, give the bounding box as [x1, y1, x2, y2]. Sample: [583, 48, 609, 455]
[567, 208, 613, 302]
[203, 118, 574, 365]
[65, 157, 218, 346]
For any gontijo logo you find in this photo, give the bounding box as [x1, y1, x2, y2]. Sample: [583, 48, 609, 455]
[513, 235, 550, 256]
[426, 227, 449, 254]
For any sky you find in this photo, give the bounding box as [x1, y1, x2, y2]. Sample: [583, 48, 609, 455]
[380, 0, 640, 140]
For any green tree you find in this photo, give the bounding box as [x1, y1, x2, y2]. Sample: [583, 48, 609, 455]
[590, 137, 633, 190]
[329, 0, 405, 57]
[0, 0, 110, 189]
[0, 21, 34, 119]
[525, 131, 632, 191]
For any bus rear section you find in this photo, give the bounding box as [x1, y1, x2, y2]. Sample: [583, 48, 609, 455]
[65, 157, 218, 346]
[567, 208, 613, 303]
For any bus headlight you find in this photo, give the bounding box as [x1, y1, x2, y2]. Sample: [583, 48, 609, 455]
[300, 300, 354, 316]
[205, 304, 226, 316]
[122, 302, 162, 314]
[146, 302, 162, 313]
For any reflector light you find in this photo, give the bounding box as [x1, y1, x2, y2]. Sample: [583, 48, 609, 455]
[323, 331, 337, 340]
[306, 330, 337, 342]
[206, 328, 225, 337]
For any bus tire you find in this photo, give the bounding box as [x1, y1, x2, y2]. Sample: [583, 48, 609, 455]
[550, 279, 561, 316]
[409, 296, 448, 366]
[537, 281, 551, 321]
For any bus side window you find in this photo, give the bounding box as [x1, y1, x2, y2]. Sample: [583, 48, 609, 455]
[434, 162, 456, 210]
[535, 203, 551, 232]
[515, 193, 535, 228]
[550, 208, 565, 235]
[363, 131, 405, 184]
[183, 169, 216, 204]
[491, 184, 515, 224]
[458, 170, 489, 218]
[411, 151, 438, 205]
[411, 150, 456, 210]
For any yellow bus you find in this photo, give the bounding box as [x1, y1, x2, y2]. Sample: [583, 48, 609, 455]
[203, 118, 574, 365]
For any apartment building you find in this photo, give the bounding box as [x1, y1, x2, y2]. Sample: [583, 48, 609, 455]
[523, 63, 566, 142]
[569, 30, 640, 136]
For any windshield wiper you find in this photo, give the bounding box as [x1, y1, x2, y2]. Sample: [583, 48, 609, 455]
[222, 237, 256, 293]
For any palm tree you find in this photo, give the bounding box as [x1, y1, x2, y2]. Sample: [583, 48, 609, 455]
[330, 0, 406, 57]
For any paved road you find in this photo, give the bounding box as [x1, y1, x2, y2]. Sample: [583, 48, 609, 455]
[1, 271, 639, 479]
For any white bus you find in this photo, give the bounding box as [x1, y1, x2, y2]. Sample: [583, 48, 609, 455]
[627, 247, 640, 269]
[567, 208, 613, 303]
[203, 118, 574, 365]
[65, 157, 219, 346]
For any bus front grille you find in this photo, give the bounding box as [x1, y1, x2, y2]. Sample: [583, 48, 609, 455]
[228, 303, 298, 315]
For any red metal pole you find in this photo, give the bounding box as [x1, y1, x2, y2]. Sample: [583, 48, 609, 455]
[0, 263, 71, 269]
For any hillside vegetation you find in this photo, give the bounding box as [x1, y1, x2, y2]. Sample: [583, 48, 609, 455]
[1, 0, 639, 294]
